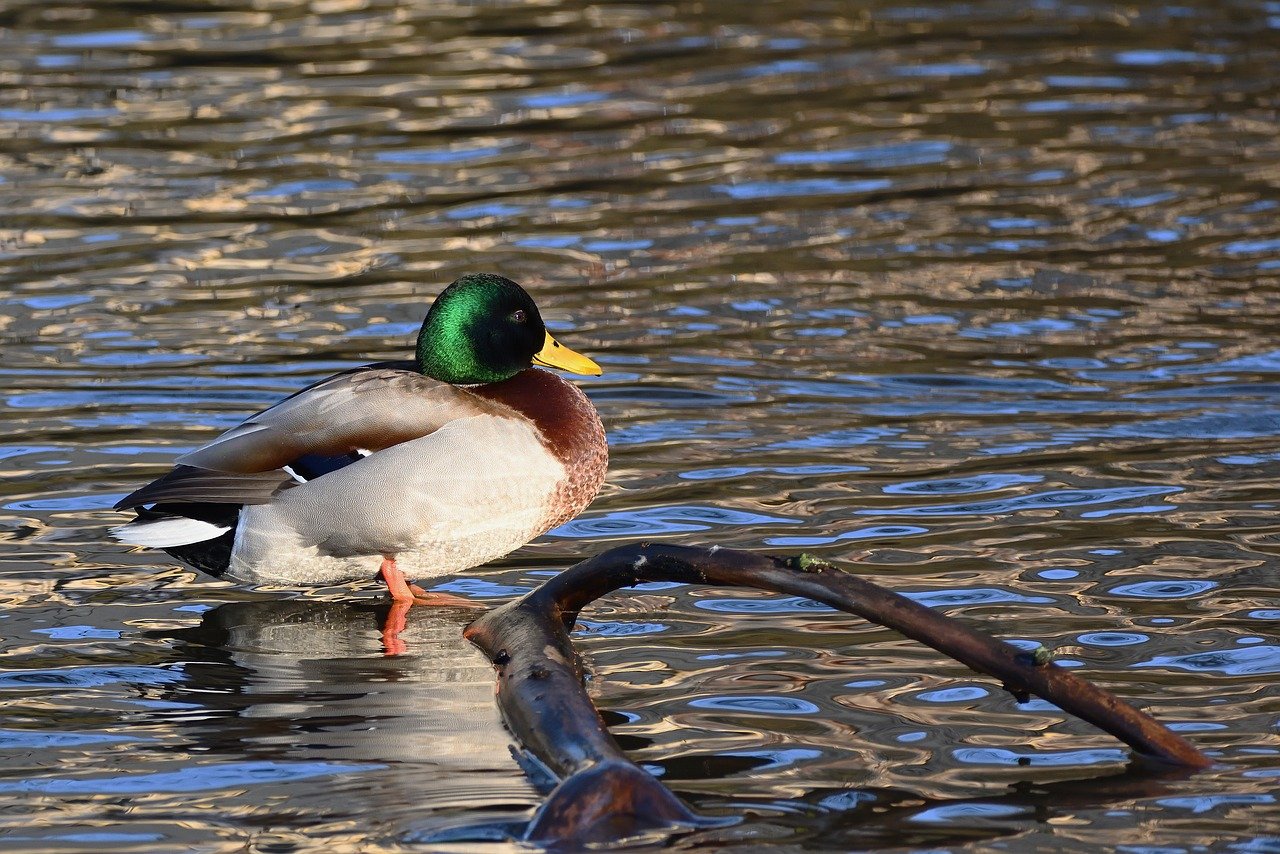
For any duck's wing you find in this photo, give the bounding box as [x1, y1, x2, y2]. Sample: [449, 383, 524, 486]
[114, 363, 493, 511]
[113, 465, 294, 510]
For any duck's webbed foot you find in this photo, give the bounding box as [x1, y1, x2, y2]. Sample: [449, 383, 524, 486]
[407, 583, 482, 608]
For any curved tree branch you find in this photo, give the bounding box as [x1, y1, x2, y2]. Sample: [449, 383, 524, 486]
[464, 543, 1210, 846]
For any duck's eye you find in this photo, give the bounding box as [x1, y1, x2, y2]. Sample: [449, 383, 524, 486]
[511, 309, 527, 323]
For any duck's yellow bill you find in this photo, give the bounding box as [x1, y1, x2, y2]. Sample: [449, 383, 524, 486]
[533, 331, 602, 376]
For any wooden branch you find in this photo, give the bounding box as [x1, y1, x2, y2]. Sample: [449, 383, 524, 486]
[464, 543, 1210, 846]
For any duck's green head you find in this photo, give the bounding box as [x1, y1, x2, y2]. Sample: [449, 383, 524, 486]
[416, 273, 602, 385]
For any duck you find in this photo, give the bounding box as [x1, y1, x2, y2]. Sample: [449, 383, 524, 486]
[113, 273, 608, 648]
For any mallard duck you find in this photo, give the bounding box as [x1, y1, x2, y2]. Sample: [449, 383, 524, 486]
[113, 273, 607, 631]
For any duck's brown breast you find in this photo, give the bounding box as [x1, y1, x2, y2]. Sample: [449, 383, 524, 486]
[469, 368, 608, 529]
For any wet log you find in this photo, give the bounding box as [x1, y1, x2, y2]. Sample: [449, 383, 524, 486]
[463, 543, 1211, 846]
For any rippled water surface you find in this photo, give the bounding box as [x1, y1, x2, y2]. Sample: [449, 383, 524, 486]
[2, 0, 1280, 849]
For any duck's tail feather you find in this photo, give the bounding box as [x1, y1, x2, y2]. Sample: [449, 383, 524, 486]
[114, 465, 292, 512]
[112, 517, 231, 548]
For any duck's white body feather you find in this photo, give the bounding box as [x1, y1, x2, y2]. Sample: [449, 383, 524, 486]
[228, 413, 566, 586]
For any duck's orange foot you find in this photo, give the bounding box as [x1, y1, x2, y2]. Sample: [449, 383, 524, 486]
[407, 583, 484, 609]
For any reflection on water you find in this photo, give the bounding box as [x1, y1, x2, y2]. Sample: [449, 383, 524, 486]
[2, 0, 1280, 849]
[0, 600, 536, 848]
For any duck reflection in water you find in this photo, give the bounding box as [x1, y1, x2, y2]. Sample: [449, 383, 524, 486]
[151, 599, 541, 836]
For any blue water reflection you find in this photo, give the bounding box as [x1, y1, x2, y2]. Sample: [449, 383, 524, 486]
[884, 473, 1043, 495]
[1077, 632, 1149, 647]
[0, 730, 138, 748]
[714, 178, 893, 200]
[680, 463, 868, 481]
[1109, 580, 1218, 599]
[697, 650, 787, 661]
[864, 486, 1180, 517]
[909, 802, 1031, 823]
[689, 696, 821, 715]
[0, 761, 383, 794]
[31, 626, 122, 640]
[903, 589, 1054, 608]
[775, 141, 953, 169]
[695, 596, 832, 614]
[721, 748, 822, 771]
[765, 524, 927, 547]
[0, 666, 185, 690]
[695, 585, 1054, 613]
[573, 620, 669, 638]
[550, 505, 801, 538]
[1135, 647, 1280, 676]
[1156, 793, 1276, 813]
[915, 686, 989, 703]
[953, 747, 1127, 766]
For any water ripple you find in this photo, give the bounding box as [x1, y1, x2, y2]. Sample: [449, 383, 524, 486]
[0, 761, 383, 794]
[1077, 632, 1149, 647]
[680, 463, 868, 481]
[1108, 580, 1219, 599]
[765, 524, 928, 547]
[31, 626, 122, 640]
[550, 505, 801, 538]
[720, 748, 823, 771]
[863, 486, 1180, 517]
[688, 696, 821, 715]
[0, 730, 139, 749]
[0, 666, 185, 690]
[432, 578, 530, 599]
[694, 596, 833, 614]
[903, 588, 1055, 608]
[1134, 646, 1280, 676]
[573, 620, 669, 638]
[909, 803, 1031, 823]
[884, 474, 1044, 495]
[714, 178, 893, 200]
[1156, 793, 1276, 813]
[915, 686, 990, 703]
[953, 747, 1127, 767]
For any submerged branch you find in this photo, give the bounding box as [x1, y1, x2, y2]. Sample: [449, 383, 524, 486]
[464, 543, 1210, 846]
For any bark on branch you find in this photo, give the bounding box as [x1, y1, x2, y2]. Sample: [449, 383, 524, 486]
[463, 543, 1210, 847]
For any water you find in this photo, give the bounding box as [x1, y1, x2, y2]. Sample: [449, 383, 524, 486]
[1, 0, 1279, 849]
